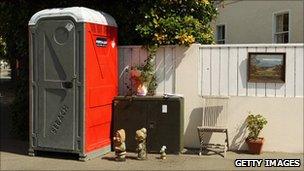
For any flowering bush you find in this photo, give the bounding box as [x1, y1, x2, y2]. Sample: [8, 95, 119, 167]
[135, 0, 219, 46]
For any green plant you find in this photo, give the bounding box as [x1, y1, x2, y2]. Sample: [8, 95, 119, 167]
[135, 0, 219, 46]
[134, 0, 220, 94]
[130, 45, 158, 95]
[246, 113, 268, 140]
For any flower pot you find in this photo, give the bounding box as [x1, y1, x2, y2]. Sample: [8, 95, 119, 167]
[136, 83, 148, 96]
[246, 137, 265, 154]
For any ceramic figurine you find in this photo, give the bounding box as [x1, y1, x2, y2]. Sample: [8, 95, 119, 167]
[113, 129, 126, 161]
[135, 128, 147, 160]
[160, 146, 167, 159]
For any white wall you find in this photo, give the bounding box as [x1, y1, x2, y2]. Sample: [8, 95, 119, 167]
[213, 0, 304, 43]
[118, 44, 304, 153]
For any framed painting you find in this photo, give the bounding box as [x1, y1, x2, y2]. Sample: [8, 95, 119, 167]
[248, 52, 286, 83]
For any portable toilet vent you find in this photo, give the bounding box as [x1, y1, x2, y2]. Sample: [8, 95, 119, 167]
[28, 7, 118, 161]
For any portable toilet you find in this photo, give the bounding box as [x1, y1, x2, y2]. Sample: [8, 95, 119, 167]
[28, 7, 118, 161]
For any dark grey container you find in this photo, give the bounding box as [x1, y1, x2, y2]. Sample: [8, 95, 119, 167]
[112, 96, 184, 154]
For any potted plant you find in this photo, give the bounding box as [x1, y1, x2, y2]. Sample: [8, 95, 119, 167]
[245, 113, 268, 154]
[130, 49, 157, 96]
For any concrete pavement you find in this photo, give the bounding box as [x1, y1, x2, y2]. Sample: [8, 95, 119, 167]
[1, 141, 303, 171]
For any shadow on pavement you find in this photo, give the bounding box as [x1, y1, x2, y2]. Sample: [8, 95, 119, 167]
[35, 151, 80, 160]
[0, 79, 28, 156]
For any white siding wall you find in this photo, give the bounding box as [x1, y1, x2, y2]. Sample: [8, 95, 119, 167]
[199, 44, 303, 97]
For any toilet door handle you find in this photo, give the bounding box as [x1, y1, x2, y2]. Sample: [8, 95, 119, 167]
[62, 81, 73, 89]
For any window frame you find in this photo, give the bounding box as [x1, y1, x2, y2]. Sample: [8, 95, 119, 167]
[247, 52, 286, 83]
[272, 11, 290, 43]
[216, 24, 226, 44]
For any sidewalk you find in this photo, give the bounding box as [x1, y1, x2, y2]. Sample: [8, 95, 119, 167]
[1, 141, 303, 171]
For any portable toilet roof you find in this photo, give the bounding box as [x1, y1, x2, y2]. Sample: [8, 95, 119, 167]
[28, 7, 117, 27]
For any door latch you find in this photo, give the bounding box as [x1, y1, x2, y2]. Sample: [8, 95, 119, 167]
[62, 81, 73, 89]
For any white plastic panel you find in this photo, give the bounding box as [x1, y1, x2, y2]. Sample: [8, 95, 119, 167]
[29, 7, 117, 27]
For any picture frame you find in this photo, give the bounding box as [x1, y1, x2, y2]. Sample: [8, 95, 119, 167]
[248, 52, 286, 83]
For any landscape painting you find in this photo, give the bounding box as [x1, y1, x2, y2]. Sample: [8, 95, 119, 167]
[248, 53, 285, 83]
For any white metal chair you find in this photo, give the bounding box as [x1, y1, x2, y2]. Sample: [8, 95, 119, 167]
[197, 96, 229, 157]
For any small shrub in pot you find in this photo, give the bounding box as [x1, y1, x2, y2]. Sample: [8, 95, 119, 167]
[245, 112, 267, 154]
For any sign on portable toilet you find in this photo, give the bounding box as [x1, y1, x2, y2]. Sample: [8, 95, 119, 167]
[28, 7, 118, 161]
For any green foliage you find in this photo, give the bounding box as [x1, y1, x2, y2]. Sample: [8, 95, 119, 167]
[130, 45, 158, 95]
[145, 46, 158, 95]
[0, 37, 6, 59]
[135, 0, 218, 46]
[134, 0, 219, 94]
[246, 112, 268, 140]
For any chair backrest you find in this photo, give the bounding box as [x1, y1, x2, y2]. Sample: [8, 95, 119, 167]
[202, 97, 229, 128]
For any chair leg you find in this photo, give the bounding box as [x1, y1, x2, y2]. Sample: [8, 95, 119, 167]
[197, 128, 203, 156]
[225, 129, 229, 150]
[224, 145, 227, 158]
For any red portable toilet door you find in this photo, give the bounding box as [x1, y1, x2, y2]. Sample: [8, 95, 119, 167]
[85, 23, 118, 152]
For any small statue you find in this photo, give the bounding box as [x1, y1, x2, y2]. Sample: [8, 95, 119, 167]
[135, 128, 147, 160]
[113, 129, 126, 162]
[160, 146, 167, 160]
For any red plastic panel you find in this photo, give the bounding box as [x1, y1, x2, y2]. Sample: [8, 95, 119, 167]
[85, 23, 118, 153]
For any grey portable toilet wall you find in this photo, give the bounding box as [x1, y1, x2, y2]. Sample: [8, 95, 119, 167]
[28, 7, 118, 161]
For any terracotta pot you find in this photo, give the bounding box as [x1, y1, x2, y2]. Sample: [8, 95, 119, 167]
[246, 137, 265, 154]
[136, 83, 148, 96]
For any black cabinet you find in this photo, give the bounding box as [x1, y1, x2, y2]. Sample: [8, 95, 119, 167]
[112, 96, 184, 154]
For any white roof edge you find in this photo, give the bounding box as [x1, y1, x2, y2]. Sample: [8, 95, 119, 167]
[28, 7, 117, 27]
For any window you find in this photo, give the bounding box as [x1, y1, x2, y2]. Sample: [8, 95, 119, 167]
[216, 25, 225, 44]
[274, 12, 289, 43]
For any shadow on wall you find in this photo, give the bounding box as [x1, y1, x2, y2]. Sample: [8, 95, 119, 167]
[184, 106, 248, 151]
[230, 120, 248, 151]
[239, 59, 247, 89]
[184, 107, 204, 148]
[184, 105, 226, 148]
[155, 45, 190, 92]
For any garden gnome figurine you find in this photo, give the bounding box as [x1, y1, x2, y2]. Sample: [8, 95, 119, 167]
[160, 146, 167, 160]
[113, 129, 126, 161]
[135, 128, 147, 160]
